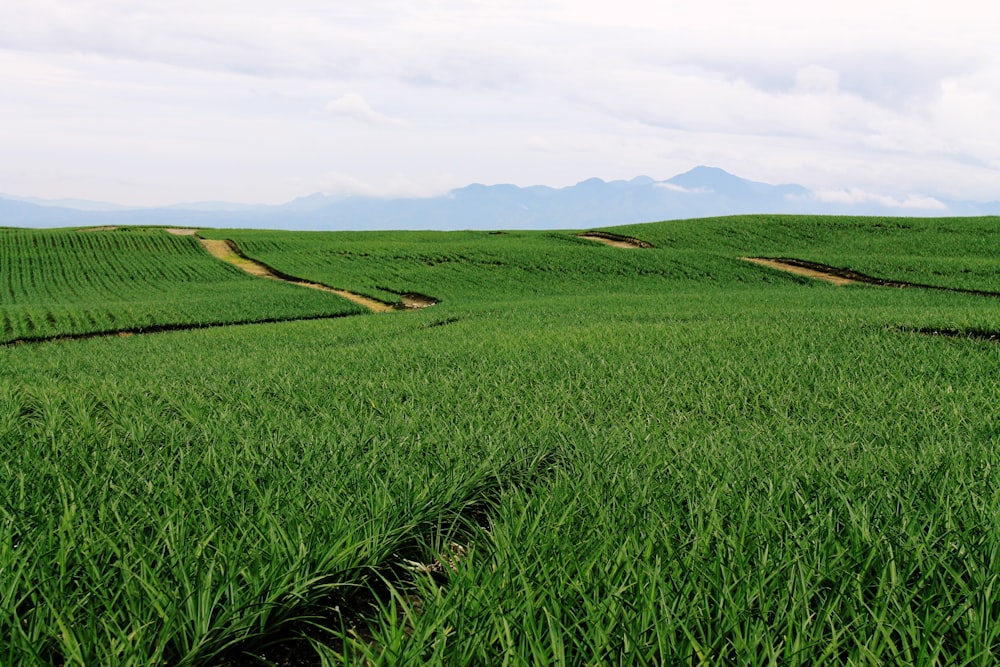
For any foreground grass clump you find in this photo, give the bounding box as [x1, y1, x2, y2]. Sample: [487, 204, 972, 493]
[2, 215, 1000, 664]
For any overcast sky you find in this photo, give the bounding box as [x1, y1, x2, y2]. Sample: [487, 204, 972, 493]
[1, 0, 997, 206]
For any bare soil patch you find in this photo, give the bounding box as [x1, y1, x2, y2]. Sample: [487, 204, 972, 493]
[374, 285, 440, 310]
[741, 257, 856, 286]
[78, 226, 118, 232]
[579, 231, 654, 249]
[743, 257, 1000, 298]
[165, 228, 199, 236]
[400, 293, 440, 309]
[198, 238, 397, 313]
[199, 238, 275, 279]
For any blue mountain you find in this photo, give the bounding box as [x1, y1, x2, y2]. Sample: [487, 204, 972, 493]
[1, 167, 994, 230]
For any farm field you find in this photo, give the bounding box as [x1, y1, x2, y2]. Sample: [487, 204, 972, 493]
[2, 215, 1000, 665]
[0, 227, 364, 344]
[201, 215, 1000, 304]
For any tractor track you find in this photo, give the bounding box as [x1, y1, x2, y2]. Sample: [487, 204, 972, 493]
[0, 313, 361, 348]
[742, 257, 1000, 298]
[196, 237, 399, 312]
[174, 227, 438, 312]
[578, 231, 655, 249]
[0, 229, 442, 346]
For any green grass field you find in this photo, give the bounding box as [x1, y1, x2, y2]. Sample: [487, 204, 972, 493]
[2, 216, 999, 665]
[0, 227, 363, 344]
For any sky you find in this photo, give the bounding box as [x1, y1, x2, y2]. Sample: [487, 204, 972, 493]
[1, 0, 998, 207]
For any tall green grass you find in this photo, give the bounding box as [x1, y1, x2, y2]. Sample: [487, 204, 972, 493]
[346, 290, 1000, 664]
[2, 215, 999, 664]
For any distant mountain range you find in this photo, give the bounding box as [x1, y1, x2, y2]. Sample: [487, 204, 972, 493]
[2, 166, 998, 231]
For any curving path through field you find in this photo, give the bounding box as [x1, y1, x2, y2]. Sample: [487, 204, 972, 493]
[742, 257, 1000, 298]
[578, 231, 655, 249]
[195, 236, 397, 312]
[741, 257, 856, 286]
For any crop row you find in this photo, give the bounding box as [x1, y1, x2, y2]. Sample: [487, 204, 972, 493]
[198, 228, 773, 307]
[2, 217, 999, 664]
[612, 215, 1000, 293]
[3, 270, 1000, 664]
[201, 217, 1000, 311]
[0, 228, 364, 342]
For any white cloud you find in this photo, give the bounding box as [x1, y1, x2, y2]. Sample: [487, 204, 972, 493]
[527, 135, 551, 151]
[656, 183, 711, 194]
[319, 172, 449, 199]
[324, 93, 404, 125]
[0, 0, 998, 206]
[811, 188, 948, 210]
[794, 66, 839, 95]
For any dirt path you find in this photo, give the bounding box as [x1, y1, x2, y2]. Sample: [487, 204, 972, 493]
[578, 231, 655, 249]
[742, 257, 1000, 297]
[165, 228, 199, 236]
[741, 257, 856, 286]
[197, 238, 396, 312]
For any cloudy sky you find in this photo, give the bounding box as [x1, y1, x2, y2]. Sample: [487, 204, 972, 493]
[1, 0, 997, 206]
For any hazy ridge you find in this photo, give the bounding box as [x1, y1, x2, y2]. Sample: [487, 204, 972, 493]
[3, 166, 998, 230]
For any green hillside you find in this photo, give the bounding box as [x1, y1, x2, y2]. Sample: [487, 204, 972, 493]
[0, 227, 363, 343]
[614, 215, 1000, 293]
[2, 216, 999, 665]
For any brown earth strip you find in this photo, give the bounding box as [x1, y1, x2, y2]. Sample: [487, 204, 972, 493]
[197, 238, 396, 312]
[77, 226, 119, 232]
[742, 257, 1000, 298]
[370, 284, 440, 309]
[198, 238, 278, 279]
[741, 257, 856, 286]
[578, 231, 655, 249]
[401, 293, 439, 309]
[165, 228, 199, 236]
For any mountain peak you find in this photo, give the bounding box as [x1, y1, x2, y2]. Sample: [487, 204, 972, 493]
[667, 166, 745, 190]
[2, 167, 985, 230]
